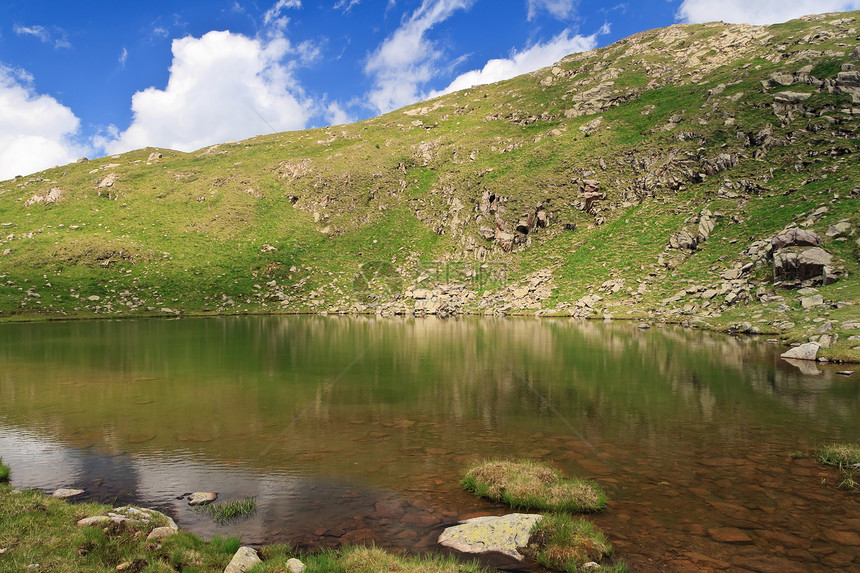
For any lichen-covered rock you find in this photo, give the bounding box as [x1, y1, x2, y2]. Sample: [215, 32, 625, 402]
[224, 547, 262, 573]
[438, 513, 544, 560]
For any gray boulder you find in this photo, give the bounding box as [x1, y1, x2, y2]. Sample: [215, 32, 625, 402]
[773, 247, 833, 287]
[438, 513, 544, 561]
[780, 342, 820, 361]
[771, 228, 821, 251]
[224, 547, 262, 573]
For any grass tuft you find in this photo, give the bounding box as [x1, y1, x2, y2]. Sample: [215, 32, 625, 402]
[816, 443, 860, 468]
[202, 498, 257, 524]
[0, 458, 9, 482]
[462, 459, 607, 513]
[527, 514, 625, 573]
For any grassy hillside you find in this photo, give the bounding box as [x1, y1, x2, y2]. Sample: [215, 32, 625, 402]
[1, 12, 858, 360]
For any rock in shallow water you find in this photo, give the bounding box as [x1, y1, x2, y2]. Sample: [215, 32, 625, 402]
[438, 513, 543, 560]
[188, 492, 217, 506]
[52, 488, 84, 499]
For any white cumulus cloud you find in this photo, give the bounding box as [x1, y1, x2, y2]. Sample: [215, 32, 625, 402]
[0, 64, 86, 180]
[430, 27, 601, 97]
[527, 0, 579, 21]
[677, 0, 860, 25]
[101, 30, 314, 155]
[364, 0, 476, 114]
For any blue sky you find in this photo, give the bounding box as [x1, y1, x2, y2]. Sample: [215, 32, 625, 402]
[1, 0, 859, 179]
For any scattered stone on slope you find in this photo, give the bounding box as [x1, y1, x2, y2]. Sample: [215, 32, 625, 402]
[96, 173, 116, 188]
[438, 513, 544, 561]
[24, 187, 62, 207]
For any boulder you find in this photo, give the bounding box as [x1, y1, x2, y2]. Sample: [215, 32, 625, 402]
[773, 247, 833, 286]
[801, 294, 824, 308]
[773, 91, 811, 103]
[496, 231, 515, 252]
[478, 226, 496, 241]
[438, 513, 543, 561]
[224, 547, 262, 573]
[669, 230, 698, 250]
[771, 228, 821, 251]
[286, 558, 306, 573]
[780, 342, 820, 362]
[697, 209, 716, 243]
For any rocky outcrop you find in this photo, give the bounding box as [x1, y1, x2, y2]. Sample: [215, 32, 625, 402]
[438, 513, 544, 561]
[773, 247, 836, 287]
[769, 228, 839, 288]
[24, 187, 62, 207]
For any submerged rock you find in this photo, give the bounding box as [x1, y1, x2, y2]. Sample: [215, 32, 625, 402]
[52, 488, 84, 499]
[438, 513, 543, 560]
[188, 492, 218, 506]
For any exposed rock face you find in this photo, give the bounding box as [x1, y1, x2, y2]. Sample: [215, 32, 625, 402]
[438, 513, 544, 560]
[773, 247, 835, 287]
[224, 546, 263, 573]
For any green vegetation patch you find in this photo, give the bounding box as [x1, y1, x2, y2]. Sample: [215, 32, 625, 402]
[527, 513, 624, 573]
[817, 442, 860, 468]
[201, 497, 257, 524]
[462, 459, 607, 513]
[0, 458, 9, 482]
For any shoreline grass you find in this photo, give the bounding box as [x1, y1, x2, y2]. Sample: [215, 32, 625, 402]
[0, 476, 490, 573]
[462, 459, 607, 513]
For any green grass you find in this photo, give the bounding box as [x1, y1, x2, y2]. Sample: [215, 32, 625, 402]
[527, 514, 625, 573]
[0, 458, 9, 482]
[462, 459, 607, 513]
[202, 497, 257, 524]
[817, 442, 860, 468]
[0, 480, 491, 573]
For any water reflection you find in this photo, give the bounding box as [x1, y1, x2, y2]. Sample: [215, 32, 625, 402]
[1, 316, 859, 572]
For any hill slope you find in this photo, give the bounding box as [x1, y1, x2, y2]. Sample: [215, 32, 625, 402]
[1, 11, 859, 360]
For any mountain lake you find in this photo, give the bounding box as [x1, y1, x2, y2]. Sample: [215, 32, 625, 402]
[1, 316, 858, 571]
